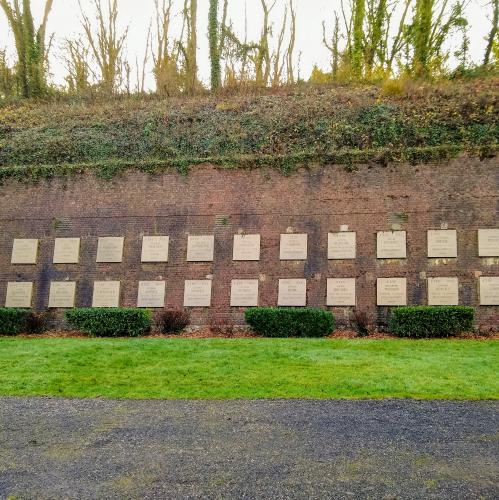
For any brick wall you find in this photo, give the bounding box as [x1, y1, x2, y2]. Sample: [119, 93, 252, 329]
[1, 156, 498, 329]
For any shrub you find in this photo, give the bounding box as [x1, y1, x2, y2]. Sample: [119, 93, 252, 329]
[25, 311, 52, 334]
[157, 310, 190, 334]
[66, 308, 152, 337]
[245, 307, 335, 338]
[389, 306, 475, 338]
[0, 308, 29, 335]
[350, 310, 370, 337]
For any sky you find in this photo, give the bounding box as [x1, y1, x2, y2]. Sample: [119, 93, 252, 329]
[0, 0, 493, 90]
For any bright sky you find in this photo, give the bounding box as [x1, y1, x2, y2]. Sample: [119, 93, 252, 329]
[0, 0, 492, 90]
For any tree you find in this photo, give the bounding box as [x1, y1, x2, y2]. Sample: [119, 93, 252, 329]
[79, 0, 128, 94]
[181, 0, 198, 95]
[483, 0, 498, 67]
[62, 39, 92, 94]
[0, 0, 54, 98]
[151, 0, 182, 95]
[351, 0, 366, 78]
[408, 0, 467, 78]
[0, 48, 15, 98]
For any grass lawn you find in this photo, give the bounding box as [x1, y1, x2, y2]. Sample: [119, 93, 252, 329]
[0, 337, 497, 400]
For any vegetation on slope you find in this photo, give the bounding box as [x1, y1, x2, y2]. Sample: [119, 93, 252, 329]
[0, 78, 497, 183]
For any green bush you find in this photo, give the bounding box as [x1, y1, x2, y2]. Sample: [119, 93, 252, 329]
[389, 306, 475, 338]
[66, 308, 152, 337]
[0, 308, 29, 335]
[245, 307, 335, 338]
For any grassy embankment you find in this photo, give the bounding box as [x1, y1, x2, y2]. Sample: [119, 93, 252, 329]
[0, 78, 497, 183]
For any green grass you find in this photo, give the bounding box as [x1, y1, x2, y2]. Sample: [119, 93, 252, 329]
[0, 338, 497, 400]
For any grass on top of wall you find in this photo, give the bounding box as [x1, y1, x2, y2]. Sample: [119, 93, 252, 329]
[0, 337, 497, 400]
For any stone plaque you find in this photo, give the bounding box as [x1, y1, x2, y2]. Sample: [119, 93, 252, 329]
[479, 277, 499, 306]
[187, 235, 214, 262]
[137, 281, 166, 308]
[427, 230, 457, 258]
[11, 239, 38, 264]
[184, 280, 212, 307]
[141, 236, 169, 262]
[427, 277, 458, 305]
[377, 278, 407, 306]
[280, 234, 308, 260]
[478, 229, 499, 257]
[5, 282, 33, 308]
[53, 238, 80, 264]
[96, 237, 124, 263]
[92, 281, 120, 307]
[327, 278, 356, 306]
[48, 282, 76, 308]
[328, 232, 356, 260]
[233, 234, 261, 261]
[377, 232, 406, 259]
[278, 279, 307, 306]
[230, 279, 259, 307]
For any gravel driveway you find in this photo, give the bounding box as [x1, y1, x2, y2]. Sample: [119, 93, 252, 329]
[0, 398, 497, 499]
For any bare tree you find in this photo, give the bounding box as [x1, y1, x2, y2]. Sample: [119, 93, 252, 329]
[62, 39, 93, 94]
[79, 0, 128, 94]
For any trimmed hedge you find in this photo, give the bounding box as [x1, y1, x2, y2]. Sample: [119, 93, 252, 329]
[389, 306, 475, 338]
[245, 307, 335, 338]
[0, 308, 28, 335]
[65, 308, 152, 337]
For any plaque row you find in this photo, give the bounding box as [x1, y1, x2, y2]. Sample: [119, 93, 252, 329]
[4, 276, 499, 309]
[8, 229, 499, 265]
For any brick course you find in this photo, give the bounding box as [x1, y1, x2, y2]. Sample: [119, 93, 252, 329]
[1, 156, 498, 329]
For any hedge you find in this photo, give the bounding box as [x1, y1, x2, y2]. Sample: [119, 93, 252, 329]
[245, 307, 335, 338]
[0, 308, 28, 335]
[65, 308, 152, 337]
[389, 306, 475, 338]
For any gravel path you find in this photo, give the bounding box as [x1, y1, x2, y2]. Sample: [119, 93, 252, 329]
[0, 398, 498, 499]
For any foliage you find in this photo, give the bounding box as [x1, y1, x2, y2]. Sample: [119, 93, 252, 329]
[389, 306, 475, 338]
[65, 308, 152, 337]
[157, 309, 190, 334]
[245, 307, 335, 338]
[0, 337, 498, 399]
[0, 308, 28, 335]
[0, 0, 53, 98]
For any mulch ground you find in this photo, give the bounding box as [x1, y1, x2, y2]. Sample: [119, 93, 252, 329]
[4, 329, 498, 340]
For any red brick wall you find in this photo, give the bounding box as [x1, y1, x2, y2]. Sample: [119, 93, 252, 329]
[1, 156, 498, 329]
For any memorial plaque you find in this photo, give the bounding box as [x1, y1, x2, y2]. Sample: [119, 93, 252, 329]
[427, 277, 458, 305]
[377, 278, 407, 306]
[184, 280, 212, 307]
[479, 277, 499, 306]
[427, 230, 457, 258]
[96, 237, 124, 263]
[187, 235, 214, 262]
[5, 282, 33, 308]
[141, 236, 169, 262]
[278, 279, 307, 306]
[233, 234, 261, 261]
[53, 238, 80, 264]
[230, 279, 259, 307]
[280, 234, 308, 260]
[11, 239, 38, 264]
[48, 282, 76, 308]
[137, 281, 166, 308]
[478, 229, 499, 257]
[328, 232, 356, 260]
[92, 281, 120, 307]
[326, 278, 356, 306]
[377, 232, 406, 259]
